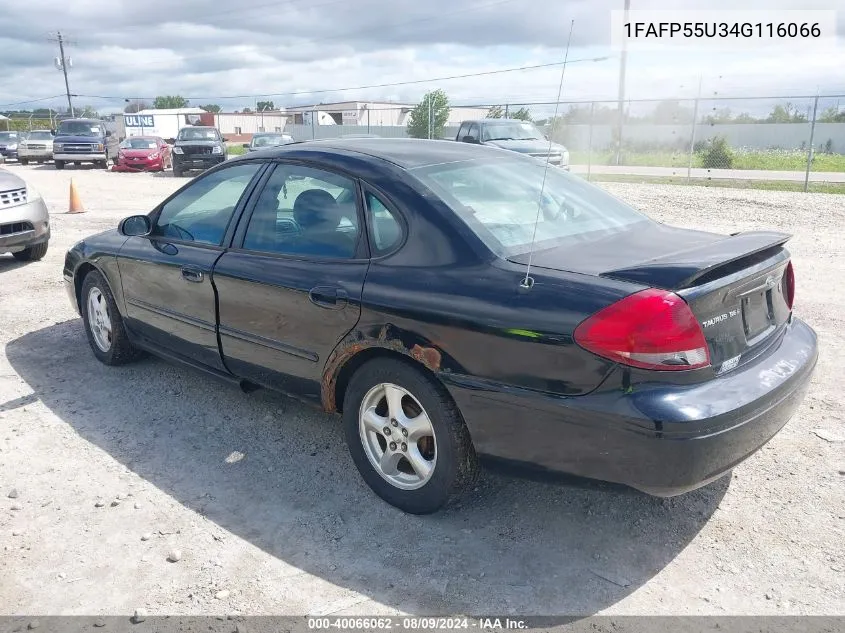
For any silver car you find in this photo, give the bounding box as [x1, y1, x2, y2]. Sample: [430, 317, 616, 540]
[18, 130, 55, 164]
[0, 168, 50, 262]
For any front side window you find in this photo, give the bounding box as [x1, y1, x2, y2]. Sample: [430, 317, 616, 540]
[412, 156, 651, 257]
[242, 164, 360, 259]
[152, 162, 263, 246]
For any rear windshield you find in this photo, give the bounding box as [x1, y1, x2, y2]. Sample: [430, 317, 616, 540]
[178, 127, 220, 141]
[411, 156, 651, 257]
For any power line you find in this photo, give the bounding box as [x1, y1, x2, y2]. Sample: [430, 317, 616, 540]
[75, 55, 613, 102]
[0, 95, 68, 109]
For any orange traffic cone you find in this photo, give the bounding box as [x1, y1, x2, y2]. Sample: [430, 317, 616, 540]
[68, 179, 84, 214]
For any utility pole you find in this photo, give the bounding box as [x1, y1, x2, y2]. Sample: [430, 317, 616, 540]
[614, 0, 630, 166]
[50, 31, 74, 116]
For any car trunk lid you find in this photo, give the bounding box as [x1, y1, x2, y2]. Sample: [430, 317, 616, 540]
[508, 223, 794, 372]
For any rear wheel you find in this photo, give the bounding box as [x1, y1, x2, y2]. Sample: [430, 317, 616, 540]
[19, 158, 29, 165]
[80, 270, 144, 366]
[12, 241, 48, 262]
[342, 358, 478, 514]
[54, 160, 65, 170]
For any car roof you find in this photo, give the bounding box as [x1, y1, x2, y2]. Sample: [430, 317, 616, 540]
[261, 138, 506, 169]
[464, 118, 534, 125]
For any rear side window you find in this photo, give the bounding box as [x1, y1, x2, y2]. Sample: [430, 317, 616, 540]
[365, 192, 402, 255]
[242, 164, 361, 259]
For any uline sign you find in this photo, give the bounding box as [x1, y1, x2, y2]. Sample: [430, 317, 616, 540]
[125, 115, 154, 127]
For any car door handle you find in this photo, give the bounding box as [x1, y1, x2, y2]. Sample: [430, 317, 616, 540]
[308, 286, 348, 309]
[181, 266, 204, 283]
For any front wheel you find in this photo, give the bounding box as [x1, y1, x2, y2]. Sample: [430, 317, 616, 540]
[342, 358, 478, 514]
[54, 160, 65, 170]
[80, 270, 144, 366]
[19, 158, 29, 165]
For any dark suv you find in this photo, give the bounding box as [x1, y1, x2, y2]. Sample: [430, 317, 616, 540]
[172, 126, 227, 177]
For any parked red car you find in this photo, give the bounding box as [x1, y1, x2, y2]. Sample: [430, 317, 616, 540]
[114, 136, 172, 172]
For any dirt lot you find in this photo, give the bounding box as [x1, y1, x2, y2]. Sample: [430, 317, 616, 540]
[0, 163, 843, 617]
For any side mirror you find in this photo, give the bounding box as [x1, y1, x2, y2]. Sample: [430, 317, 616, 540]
[242, 143, 249, 148]
[51, 129, 57, 135]
[118, 215, 152, 237]
[463, 135, 478, 144]
[222, 137, 230, 142]
[106, 131, 112, 137]
[165, 138, 176, 145]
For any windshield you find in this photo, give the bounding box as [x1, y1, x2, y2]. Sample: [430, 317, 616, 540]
[0, 132, 20, 142]
[412, 156, 651, 257]
[121, 138, 158, 149]
[57, 121, 103, 137]
[252, 135, 288, 147]
[26, 131, 53, 140]
[178, 127, 220, 141]
[481, 121, 544, 141]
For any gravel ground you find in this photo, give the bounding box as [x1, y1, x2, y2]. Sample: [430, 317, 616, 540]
[0, 164, 843, 617]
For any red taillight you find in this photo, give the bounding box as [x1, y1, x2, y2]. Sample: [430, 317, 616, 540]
[574, 289, 711, 371]
[784, 261, 795, 310]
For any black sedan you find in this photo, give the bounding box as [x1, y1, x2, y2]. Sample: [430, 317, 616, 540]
[63, 139, 818, 514]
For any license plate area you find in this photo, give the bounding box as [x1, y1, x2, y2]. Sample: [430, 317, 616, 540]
[742, 290, 775, 342]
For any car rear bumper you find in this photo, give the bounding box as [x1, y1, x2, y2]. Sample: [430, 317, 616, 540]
[115, 157, 164, 171]
[54, 152, 107, 162]
[444, 316, 818, 496]
[0, 198, 51, 253]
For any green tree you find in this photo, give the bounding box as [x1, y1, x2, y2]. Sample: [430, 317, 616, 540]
[511, 107, 532, 122]
[819, 106, 845, 123]
[124, 101, 150, 113]
[406, 89, 451, 139]
[153, 95, 189, 109]
[242, 107, 252, 113]
[256, 100, 275, 111]
[766, 103, 807, 123]
[199, 104, 221, 113]
[486, 105, 505, 118]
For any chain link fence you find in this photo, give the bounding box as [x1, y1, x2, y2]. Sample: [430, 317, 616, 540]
[4, 95, 844, 191]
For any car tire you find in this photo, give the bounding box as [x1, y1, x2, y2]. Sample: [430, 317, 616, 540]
[19, 158, 29, 165]
[95, 160, 107, 169]
[173, 167, 183, 177]
[342, 357, 479, 514]
[54, 160, 65, 170]
[12, 241, 48, 262]
[80, 270, 144, 366]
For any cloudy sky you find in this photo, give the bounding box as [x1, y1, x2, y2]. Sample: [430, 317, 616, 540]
[0, 0, 843, 116]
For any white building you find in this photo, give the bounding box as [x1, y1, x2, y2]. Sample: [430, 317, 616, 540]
[284, 101, 490, 127]
[215, 112, 288, 138]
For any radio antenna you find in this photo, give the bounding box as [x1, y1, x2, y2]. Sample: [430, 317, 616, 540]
[520, 18, 576, 290]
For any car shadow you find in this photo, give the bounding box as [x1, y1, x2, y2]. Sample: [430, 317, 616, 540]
[0, 253, 31, 271]
[6, 320, 728, 618]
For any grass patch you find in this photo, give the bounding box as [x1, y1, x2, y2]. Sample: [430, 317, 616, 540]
[227, 144, 246, 156]
[584, 173, 845, 194]
[570, 149, 845, 172]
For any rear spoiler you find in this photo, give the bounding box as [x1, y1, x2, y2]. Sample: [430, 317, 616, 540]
[601, 231, 792, 290]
